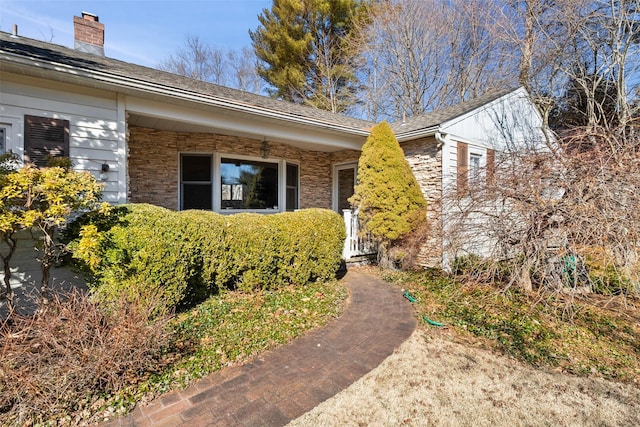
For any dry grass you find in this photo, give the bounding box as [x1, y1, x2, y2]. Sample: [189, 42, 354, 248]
[291, 267, 640, 426]
[290, 329, 640, 426]
[384, 269, 640, 383]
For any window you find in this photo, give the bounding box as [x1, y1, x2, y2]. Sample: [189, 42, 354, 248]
[24, 115, 69, 167]
[469, 153, 482, 182]
[0, 127, 5, 154]
[220, 157, 279, 210]
[180, 153, 299, 213]
[458, 142, 491, 194]
[286, 163, 299, 211]
[181, 154, 212, 210]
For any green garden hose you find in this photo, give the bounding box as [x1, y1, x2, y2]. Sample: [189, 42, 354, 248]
[422, 315, 445, 327]
[402, 291, 446, 327]
[402, 291, 416, 302]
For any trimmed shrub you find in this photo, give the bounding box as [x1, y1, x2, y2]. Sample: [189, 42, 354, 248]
[349, 121, 427, 244]
[272, 209, 346, 286]
[75, 204, 197, 310]
[69, 204, 346, 307]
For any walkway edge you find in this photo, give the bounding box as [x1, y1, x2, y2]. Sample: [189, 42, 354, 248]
[105, 268, 416, 426]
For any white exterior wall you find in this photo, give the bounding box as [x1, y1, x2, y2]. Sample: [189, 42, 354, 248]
[0, 73, 125, 203]
[438, 88, 547, 268]
[440, 136, 495, 268]
[442, 88, 546, 151]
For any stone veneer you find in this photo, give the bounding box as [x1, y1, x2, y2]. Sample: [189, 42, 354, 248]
[401, 136, 443, 267]
[127, 126, 360, 211]
[128, 125, 444, 267]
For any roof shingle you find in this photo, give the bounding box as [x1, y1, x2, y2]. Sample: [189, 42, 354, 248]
[1, 31, 518, 138]
[0, 32, 373, 132]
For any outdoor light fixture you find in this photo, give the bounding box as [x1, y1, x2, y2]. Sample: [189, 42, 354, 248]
[261, 139, 270, 159]
[100, 163, 109, 181]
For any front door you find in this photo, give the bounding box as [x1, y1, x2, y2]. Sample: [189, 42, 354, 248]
[334, 163, 357, 212]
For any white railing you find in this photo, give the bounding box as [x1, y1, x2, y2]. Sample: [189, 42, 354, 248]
[343, 209, 378, 260]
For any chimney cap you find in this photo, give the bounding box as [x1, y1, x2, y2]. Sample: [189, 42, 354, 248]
[81, 11, 99, 22]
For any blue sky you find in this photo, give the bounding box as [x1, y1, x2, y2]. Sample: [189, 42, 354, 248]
[0, 0, 272, 67]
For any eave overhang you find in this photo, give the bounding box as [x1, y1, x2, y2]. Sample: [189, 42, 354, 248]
[0, 50, 372, 146]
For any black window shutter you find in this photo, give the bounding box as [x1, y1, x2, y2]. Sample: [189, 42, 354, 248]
[24, 115, 70, 167]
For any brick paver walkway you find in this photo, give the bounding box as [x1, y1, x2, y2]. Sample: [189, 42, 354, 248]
[104, 269, 416, 426]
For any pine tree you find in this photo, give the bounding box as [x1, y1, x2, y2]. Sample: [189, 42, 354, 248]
[250, 0, 364, 112]
[349, 121, 427, 245]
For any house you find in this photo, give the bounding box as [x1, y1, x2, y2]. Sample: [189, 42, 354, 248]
[391, 89, 548, 267]
[0, 12, 547, 269]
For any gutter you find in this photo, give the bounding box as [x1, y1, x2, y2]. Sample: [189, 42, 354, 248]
[435, 130, 451, 271]
[434, 130, 448, 147]
[395, 125, 439, 142]
[0, 50, 371, 137]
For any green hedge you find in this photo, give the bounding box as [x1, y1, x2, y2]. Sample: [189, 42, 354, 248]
[69, 204, 346, 308]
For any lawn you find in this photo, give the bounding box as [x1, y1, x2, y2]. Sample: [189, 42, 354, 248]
[0, 279, 348, 425]
[292, 267, 640, 426]
[382, 268, 640, 384]
[3, 265, 638, 425]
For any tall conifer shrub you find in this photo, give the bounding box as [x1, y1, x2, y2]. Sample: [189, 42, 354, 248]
[350, 121, 427, 247]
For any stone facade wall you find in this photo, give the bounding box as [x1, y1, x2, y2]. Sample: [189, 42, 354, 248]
[127, 126, 360, 211]
[401, 137, 443, 267]
[128, 126, 445, 266]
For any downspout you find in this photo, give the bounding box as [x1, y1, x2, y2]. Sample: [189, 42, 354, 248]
[435, 131, 451, 271]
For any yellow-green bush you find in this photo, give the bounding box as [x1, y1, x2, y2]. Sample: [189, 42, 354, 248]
[69, 204, 346, 307]
[350, 121, 427, 243]
[73, 204, 199, 310]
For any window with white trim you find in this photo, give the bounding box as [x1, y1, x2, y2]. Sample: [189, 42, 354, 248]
[24, 115, 69, 167]
[220, 157, 279, 210]
[285, 163, 299, 211]
[469, 152, 482, 182]
[180, 153, 299, 213]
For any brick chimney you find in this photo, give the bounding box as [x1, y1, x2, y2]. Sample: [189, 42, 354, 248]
[73, 12, 104, 56]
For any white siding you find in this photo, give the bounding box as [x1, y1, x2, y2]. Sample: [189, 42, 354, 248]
[438, 88, 548, 269]
[441, 137, 497, 269]
[0, 73, 124, 203]
[441, 88, 546, 151]
[442, 137, 487, 192]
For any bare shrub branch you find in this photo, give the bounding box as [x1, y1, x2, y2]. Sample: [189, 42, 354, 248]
[445, 123, 640, 295]
[0, 290, 175, 424]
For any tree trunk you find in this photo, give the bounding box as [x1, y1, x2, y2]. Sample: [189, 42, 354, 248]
[39, 225, 57, 304]
[518, 2, 535, 92]
[0, 231, 17, 312]
[518, 263, 534, 292]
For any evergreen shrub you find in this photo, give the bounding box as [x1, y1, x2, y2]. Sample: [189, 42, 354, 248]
[350, 121, 427, 243]
[69, 204, 346, 307]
